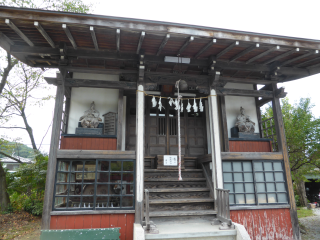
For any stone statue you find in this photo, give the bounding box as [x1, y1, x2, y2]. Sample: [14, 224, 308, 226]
[235, 107, 255, 133]
[79, 101, 102, 128]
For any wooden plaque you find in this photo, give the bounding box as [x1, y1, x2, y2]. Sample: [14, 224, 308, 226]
[156, 155, 185, 170]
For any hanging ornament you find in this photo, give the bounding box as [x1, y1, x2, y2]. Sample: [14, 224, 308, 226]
[199, 98, 204, 112]
[158, 97, 165, 111]
[174, 98, 179, 110]
[168, 97, 174, 107]
[180, 100, 184, 112]
[152, 96, 157, 108]
[193, 98, 198, 112]
[186, 99, 191, 112]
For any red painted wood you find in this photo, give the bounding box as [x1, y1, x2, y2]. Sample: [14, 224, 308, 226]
[118, 214, 127, 240]
[230, 209, 293, 240]
[66, 215, 76, 229]
[74, 215, 84, 229]
[60, 137, 117, 150]
[229, 140, 272, 152]
[110, 214, 119, 228]
[56, 215, 67, 229]
[83, 215, 93, 229]
[126, 214, 135, 240]
[92, 214, 101, 228]
[50, 216, 57, 229]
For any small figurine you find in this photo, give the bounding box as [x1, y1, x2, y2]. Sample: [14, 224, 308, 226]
[235, 107, 255, 133]
[79, 101, 102, 128]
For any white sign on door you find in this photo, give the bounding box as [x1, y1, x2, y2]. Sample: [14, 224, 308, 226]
[164, 155, 178, 166]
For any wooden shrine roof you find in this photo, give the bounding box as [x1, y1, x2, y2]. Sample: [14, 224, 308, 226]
[1, 6, 320, 84]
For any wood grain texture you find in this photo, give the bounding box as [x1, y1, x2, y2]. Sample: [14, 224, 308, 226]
[60, 136, 117, 150]
[230, 208, 293, 240]
[229, 140, 272, 152]
[51, 213, 134, 240]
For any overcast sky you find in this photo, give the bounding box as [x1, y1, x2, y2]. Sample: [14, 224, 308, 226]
[2, 0, 320, 154]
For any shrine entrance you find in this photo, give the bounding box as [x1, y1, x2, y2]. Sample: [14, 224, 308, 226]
[145, 97, 207, 158]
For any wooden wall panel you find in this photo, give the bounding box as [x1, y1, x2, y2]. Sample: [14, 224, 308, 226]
[60, 136, 117, 150]
[230, 208, 293, 240]
[50, 213, 135, 240]
[229, 140, 272, 152]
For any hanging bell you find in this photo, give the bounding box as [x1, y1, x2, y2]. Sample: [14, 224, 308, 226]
[193, 98, 198, 112]
[186, 99, 191, 112]
[152, 96, 157, 108]
[199, 98, 204, 112]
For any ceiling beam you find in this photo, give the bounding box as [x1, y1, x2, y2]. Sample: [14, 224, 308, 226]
[157, 34, 170, 56]
[216, 87, 273, 98]
[230, 43, 259, 62]
[194, 39, 216, 59]
[177, 36, 194, 56]
[246, 46, 280, 64]
[116, 29, 120, 52]
[264, 48, 298, 65]
[34, 21, 55, 48]
[89, 26, 99, 51]
[217, 41, 239, 59]
[220, 76, 277, 85]
[62, 24, 77, 49]
[280, 51, 316, 66]
[295, 56, 320, 68]
[5, 19, 34, 46]
[136, 31, 145, 54]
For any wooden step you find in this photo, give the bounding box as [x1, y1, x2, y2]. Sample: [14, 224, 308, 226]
[147, 187, 209, 193]
[148, 202, 214, 211]
[145, 182, 207, 189]
[147, 210, 217, 217]
[148, 198, 214, 204]
[145, 178, 206, 182]
[148, 191, 210, 200]
[144, 169, 203, 172]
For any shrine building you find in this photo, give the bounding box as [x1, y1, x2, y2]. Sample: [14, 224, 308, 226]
[1, 5, 319, 240]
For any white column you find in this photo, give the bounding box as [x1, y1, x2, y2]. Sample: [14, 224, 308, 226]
[208, 88, 223, 194]
[135, 84, 145, 223]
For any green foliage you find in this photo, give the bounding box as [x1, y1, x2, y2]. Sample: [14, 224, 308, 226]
[6, 154, 47, 215]
[297, 208, 315, 218]
[0, 141, 34, 158]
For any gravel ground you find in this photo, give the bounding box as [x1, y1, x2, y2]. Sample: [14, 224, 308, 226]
[300, 208, 320, 240]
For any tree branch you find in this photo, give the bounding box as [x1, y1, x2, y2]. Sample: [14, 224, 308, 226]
[0, 151, 22, 163]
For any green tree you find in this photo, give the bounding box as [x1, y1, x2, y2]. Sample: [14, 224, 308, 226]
[262, 98, 320, 206]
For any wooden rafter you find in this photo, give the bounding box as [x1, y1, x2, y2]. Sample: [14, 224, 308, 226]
[5, 19, 34, 46]
[229, 43, 259, 62]
[295, 55, 320, 68]
[136, 31, 145, 54]
[116, 29, 120, 52]
[280, 51, 315, 66]
[177, 36, 194, 56]
[264, 48, 298, 65]
[246, 46, 280, 64]
[216, 41, 239, 59]
[90, 26, 99, 51]
[34, 21, 55, 48]
[62, 24, 77, 49]
[194, 39, 216, 59]
[157, 34, 170, 56]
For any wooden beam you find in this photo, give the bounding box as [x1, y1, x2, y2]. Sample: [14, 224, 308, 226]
[253, 84, 263, 138]
[219, 76, 277, 85]
[44, 77, 137, 89]
[62, 24, 77, 49]
[89, 26, 99, 51]
[216, 88, 273, 98]
[295, 55, 320, 68]
[271, 83, 300, 240]
[220, 96, 229, 152]
[56, 149, 135, 159]
[116, 28, 120, 52]
[221, 152, 283, 160]
[264, 48, 298, 65]
[280, 51, 315, 66]
[210, 71, 220, 87]
[194, 39, 216, 59]
[117, 89, 124, 150]
[216, 41, 239, 59]
[136, 31, 145, 54]
[256, 98, 272, 107]
[157, 34, 170, 56]
[177, 36, 194, 56]
[34, 21, 55, 48]
[229, 43, 258, 62]
[246, 46, 280, 64]
[5, 19, 34, 46]
[275, 87, 287, 98]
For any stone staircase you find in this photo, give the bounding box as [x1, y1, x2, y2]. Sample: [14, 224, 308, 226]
[144, 168, 217, 219]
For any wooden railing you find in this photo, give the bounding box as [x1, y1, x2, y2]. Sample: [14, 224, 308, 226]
[260, 117, 278, 151]
[144, 189, 150, 231]
[216, 188, 234, 230]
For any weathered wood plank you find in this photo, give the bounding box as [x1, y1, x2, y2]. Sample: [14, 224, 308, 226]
[216, 88, 273, 98]
[62, 24, 77, 49]
[5, 19, 34, 46]
[221, 152, 283, 160]
[34, 21, 55, 48]
[177, 36, 194, 56]
[147, 187, 209, 193]
[145, 178, 206, 182]
[148, 210, 216, 217]
[148, 198, 213, 204]
[220, 96, 229, 152]
[117, 90, 123, 150]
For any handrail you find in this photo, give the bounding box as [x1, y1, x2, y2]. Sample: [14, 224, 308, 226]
[201, 163, 215, 210]
[144, 189, 150, 231]
[216, 188, 234, 230]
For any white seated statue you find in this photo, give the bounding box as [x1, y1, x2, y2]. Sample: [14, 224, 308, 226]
[79, 101, 102, 128]
[235, 107, 255, 133]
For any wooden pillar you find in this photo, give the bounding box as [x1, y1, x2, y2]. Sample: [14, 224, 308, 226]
[271, 83, 300, 240]
[41, 83, 64, 230]
[64, 96, 71, 134]
[208, 87, 223, 204]
[117, 89, 124, 150]
[135, 84, 145, 224]
[220, 96, 229, 152]
[253, 84, 263, 137]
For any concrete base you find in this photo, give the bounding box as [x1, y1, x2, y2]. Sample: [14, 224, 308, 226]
[145, 219, 237, 240]
[134, 223, 145, 240]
